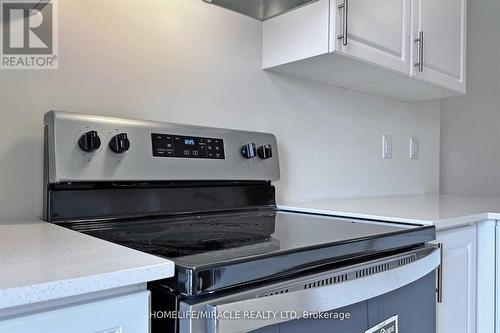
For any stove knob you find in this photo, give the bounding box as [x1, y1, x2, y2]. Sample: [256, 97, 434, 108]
[241, 143, 257, 159]
[257, 144, 273, 159]
[109, 133, 130, 153]
[78, 130, 101, 152]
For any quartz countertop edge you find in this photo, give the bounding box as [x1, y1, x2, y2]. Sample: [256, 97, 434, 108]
[278, 195, 500, 231]
[0, 220, 175, 311]
[0, 262, 173, 311]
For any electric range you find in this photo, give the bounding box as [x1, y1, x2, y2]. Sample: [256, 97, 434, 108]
[43, 111, 440, 333]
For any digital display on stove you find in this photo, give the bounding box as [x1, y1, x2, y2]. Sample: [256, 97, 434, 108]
[152, 133, 225, 159]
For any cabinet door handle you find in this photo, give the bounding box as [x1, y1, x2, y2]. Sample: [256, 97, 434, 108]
[414, 31, 424, 72]
[337, 0, 348, 46]
[436, 242, 443, 303]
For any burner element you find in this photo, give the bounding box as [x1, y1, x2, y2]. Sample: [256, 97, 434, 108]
[149, 231, 270, 254]
[81, 211, 277, 258]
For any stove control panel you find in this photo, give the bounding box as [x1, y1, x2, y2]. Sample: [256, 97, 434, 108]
[152, 133, 225, 159]
[44, 111, 280, 183]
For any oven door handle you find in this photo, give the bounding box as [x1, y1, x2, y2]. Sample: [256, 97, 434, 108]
[206, 247, 440, 333]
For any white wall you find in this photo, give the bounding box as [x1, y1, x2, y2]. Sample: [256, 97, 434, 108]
[0, 0, 440, 219]
[440, 0, 500, 196]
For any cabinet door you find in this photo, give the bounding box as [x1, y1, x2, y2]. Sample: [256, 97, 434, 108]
[0, 291, 150, 333]
[412, 0, 466, 93]
[496, 223, 500, 333]
[436, 226, 476, 333]
[331, 0, 411, 74]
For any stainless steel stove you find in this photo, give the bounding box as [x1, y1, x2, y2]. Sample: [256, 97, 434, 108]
[43, 111, 440, 333]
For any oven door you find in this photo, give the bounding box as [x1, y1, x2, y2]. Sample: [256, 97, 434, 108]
[179, 245, 440, 333]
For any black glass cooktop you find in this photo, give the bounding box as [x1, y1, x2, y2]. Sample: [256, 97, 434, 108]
[79, 210, 277, 259]
[69, 210, 434, 296]
[69, 209, 435, 296]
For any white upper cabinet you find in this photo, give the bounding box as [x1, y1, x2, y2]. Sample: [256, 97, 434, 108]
[331, 0, 411, 75]
[411, 0, 466, 94]
[262, 0, 467, 101]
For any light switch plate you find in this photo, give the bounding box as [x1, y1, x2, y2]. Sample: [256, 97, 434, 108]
[382, 135, 392, 159]
[409, 137, 419, 159]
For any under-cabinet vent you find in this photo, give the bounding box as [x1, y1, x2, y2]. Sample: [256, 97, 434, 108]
[255, 252, 421, 298]
[202, 0, 318, 21]
[399, 255, 417, 266]
[303, 273, 349, 290]
[355, 262, 391, 278]
[258, 288, 289, 298]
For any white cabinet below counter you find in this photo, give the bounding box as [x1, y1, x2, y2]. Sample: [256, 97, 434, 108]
[438, 220, 498, 333]
[262, 0, 466, 101]
[435, 225, 477, 333]
[0, 291, 150, 333]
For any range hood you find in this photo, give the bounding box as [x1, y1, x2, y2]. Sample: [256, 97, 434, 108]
[203, 0, 318, 21]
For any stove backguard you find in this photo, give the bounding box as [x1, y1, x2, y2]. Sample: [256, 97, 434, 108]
[43, 111, 280, 222]
[46, 181, 276, 223]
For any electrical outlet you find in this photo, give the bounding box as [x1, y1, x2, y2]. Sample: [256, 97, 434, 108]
[409, 137, 419, 159]
[382, 135, 392, 159]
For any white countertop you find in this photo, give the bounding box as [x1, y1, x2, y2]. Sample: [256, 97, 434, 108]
[0, 221, 174, 311]
[279, 195, 500, 230]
